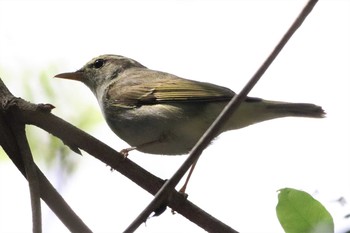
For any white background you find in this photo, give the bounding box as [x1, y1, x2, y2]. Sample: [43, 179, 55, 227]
[0, 1, 349, 232]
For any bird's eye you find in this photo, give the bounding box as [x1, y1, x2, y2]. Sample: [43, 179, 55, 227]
[92, 59, 105, 69]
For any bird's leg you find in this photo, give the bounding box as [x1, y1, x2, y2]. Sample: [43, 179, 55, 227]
[120, 134, 169, 158]
[172, 159, 198, 214]
[179, 159, 198, 194]
[119, 138, 163, 158]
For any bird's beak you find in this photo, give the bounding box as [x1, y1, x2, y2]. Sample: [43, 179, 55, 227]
[54, 71, 83, 81]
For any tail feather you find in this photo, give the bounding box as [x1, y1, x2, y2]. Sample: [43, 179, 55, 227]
[266, 102, 326, 118]
[223, 99, 325, 131]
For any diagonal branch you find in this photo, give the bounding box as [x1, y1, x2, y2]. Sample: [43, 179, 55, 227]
[0, 116, 93, 233]
[0, 78, 237, 232]
[0, 84, 93, 233]
[124, 0, 319, 232]
[0, 1, 319, 232]
[6, 104, 42, 233]
[22, 98, 236, 232]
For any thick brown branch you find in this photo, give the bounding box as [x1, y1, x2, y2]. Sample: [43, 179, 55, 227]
[0, 77, 237, 232]
[21, 99, 236, 232]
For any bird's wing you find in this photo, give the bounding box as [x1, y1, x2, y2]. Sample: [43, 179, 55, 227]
[106, 69, 235, 108]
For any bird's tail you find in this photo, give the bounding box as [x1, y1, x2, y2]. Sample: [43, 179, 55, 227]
[224, 98, 325, 131]
[264, 101, 326, 118]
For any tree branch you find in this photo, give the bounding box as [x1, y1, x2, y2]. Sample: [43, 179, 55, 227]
[6, 102, 42, 233]
[0, 81, 93, 233]
[0, 1, 319, 232]
[124, 0, 319, 231]
[0, 77, 237, 232]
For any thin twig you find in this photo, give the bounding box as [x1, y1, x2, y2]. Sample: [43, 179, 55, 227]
[0, 116, 93, 233]
[124, 0, 319, 232]
[9, 114, 42, 233]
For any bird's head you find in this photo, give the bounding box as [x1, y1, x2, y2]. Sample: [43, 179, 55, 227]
[54, 54, 145, 95]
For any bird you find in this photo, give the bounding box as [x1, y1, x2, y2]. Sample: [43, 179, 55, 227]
[54, 54, 325, 156]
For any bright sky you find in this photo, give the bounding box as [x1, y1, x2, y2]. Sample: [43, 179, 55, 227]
[0, 1, 350, 233]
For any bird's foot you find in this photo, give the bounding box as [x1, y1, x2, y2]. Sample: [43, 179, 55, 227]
[119, 147, 137, 159]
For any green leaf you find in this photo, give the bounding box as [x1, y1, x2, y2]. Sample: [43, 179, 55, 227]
[276, 188, 334, 233]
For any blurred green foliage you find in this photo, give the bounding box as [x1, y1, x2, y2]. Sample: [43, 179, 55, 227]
[0, 64, 101, 177]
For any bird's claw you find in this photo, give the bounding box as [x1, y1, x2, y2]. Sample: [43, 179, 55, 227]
[119, 147, 137, 159]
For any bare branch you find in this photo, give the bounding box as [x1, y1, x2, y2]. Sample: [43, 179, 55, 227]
[6, 103, 42, 233]
[124, 0, 319, 232]
[0, 1, 319, 232]
[0, 80, 92, 233]
[0, 77, 237, 232]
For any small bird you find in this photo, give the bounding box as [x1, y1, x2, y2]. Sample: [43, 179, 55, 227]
[54, 54, 325, 156]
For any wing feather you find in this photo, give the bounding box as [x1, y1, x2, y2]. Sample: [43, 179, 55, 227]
[105, 68, 235, 107]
